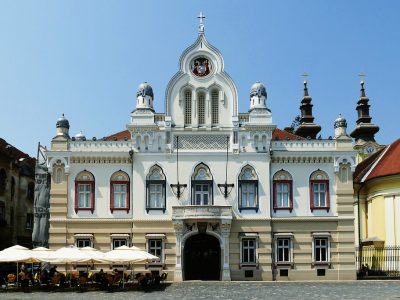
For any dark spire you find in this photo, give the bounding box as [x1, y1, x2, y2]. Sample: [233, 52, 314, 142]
[350, 81, 379, 143]
[294, 81, 321, 139]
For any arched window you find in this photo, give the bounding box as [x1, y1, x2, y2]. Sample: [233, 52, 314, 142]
[75, 171, 95, 213]
[254, 135, 259, 151]
[261, 135, 267, 151]
[339, 162, 351, 184]
[136, 135, 141, 150]
[211, 90, 219, 126]
[110, 171, 130, 213]
[144, 135, 149, 151]
[184, 90, 192, 126]
[310, 170, 330, 212]
[146, 165, 166, 212]
[238, 166, 258, 211]
[192, 164, 213, 205]
[198, 92, 205, 126]
[273, 170, 293, 212]
[54, 167, 64, 184]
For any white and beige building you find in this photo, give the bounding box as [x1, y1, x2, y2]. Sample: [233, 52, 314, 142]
[45, 19, 357, 281]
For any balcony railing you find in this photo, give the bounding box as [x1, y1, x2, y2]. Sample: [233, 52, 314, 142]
[172, 205, 232, 220]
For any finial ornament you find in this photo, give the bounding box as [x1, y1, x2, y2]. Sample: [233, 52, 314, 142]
[197, 12, 205, 34]
[360, 80, 366, 97]
[301, 72, 309, 96]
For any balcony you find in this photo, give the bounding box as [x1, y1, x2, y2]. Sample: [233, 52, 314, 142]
[172, 205, 232, 221]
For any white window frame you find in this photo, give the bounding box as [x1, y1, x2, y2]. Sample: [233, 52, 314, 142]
[274, 233, 294, 266]
[74, 234, 94, 248]
[78, 183, 92, 208]
[113, 184, 127, 208]
[110, 233, 130, 249]
[146, 234, 166, 265]
[239, 233, 258, 267]
[312, 232, 331, 266]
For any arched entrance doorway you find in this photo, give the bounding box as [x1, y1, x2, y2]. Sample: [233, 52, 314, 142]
[184, 233, 221, 280]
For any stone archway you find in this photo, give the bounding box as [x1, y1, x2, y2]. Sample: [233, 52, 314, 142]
[183, 233, 221, 280]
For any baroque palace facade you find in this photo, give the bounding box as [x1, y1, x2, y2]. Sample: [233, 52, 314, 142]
[45, 19, 357, 281]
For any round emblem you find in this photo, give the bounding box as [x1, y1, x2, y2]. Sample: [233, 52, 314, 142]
[191, 57, 212, 77]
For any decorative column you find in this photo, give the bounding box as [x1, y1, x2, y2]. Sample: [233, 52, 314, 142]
[221, 220, 231, 281]
[173, 220, 185, 281]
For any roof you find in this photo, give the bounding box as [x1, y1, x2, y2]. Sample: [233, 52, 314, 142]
[354, 139, 400, 183]
[105, 130, 131, 141]
[272, 128, 305, 141]
[0, 138, 36, 167]
[105, 128, 303, 142]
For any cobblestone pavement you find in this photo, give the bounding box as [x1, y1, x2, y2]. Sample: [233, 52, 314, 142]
[1, 281, 400, 300]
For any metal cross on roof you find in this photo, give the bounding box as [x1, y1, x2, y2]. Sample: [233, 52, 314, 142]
[198, 12, 206, 24]
[358, 73, 366, 82]
[301, 72, 309, 81]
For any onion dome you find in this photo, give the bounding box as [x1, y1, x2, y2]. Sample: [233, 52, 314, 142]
[75, 131, 86, 141]
[250, 81, 267, 98]
[249, 81, 268, 112]
[136, 82, 154, 99]
[136, 82, 154, 110]
[334, 113, 347, 129]
[56, 114, 70, 129]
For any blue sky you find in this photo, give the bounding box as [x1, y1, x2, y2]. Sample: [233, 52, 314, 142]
[0, 1, 399, 156]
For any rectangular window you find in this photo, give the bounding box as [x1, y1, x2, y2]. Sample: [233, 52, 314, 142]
[194, 184, 209, 205]
[78, 184, 92, 208]
[148, 239, 163, 261]
[146, 181, 166, 212]
[242, 238, 257, 263]
[211, 91, 219, 125]
[314, 237, 329, 263]
[113, 239, 127, 249]
[76, 238, 91, 248]
[198, 94, 205, 125]
[149, 184, 163, 208]
[239, 181, 258, 211]
[185, 91, 192, 125]
[25, 213, 33, 229]
[313, 183, 326, 207]
[277, 238, 291, 263]
[113, 184, 127, 208]
[241, 183, 256, 208]
[277, 183, 289, 207]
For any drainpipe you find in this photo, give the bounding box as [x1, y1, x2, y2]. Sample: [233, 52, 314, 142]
[356, 185, 362, 273]
[129, 149, 134, 246]
[269, 148, 276, 281]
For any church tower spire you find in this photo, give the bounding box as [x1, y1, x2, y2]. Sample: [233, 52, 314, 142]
[294, 81, 321, 139]
[350, 81, 379, 143]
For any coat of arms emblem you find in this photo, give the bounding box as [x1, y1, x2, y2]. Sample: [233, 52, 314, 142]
[191, 57, 211, 77]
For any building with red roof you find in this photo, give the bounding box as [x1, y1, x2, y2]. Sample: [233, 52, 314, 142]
[354, 139, 400, 248]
